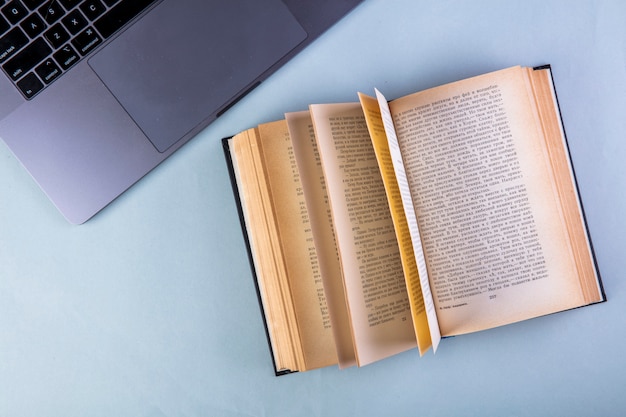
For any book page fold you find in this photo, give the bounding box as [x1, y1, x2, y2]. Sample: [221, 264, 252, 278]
[358, 92, 439, 354]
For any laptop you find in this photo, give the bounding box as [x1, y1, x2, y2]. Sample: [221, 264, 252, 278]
[0, 0, 363, 224]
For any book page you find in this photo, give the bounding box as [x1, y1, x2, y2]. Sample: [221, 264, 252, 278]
[358, 92, 435, 355]
[310, 103, 416, 366]
[229, 129, 301, 372]
[374, 90, 443, 351]
[255, 121, 338, 369]
[388, 66, 587, 336]
[286, 111, 357, 369]
[527, 68, 603, 303]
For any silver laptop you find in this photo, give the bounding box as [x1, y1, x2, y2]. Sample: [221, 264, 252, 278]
[0, 0, 362, 223]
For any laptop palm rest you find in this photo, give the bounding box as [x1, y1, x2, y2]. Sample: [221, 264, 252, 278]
[89, 0, 307, 153]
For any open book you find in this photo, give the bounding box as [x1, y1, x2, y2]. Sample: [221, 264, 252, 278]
[222, 66, 605, 375]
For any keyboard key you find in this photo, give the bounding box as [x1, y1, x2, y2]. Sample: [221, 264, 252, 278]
[22, 0, 47, 11]
[0, 14, 9, 35]
[44, 22, 69, 48]
[71, 26, 100, 55]
[16, 71, 43, 97]
[2, 0, 28, 24]
[20, 11, 45, 37]
[0, 26, 28, 63]
[38, 0, 64, 24]
[35, 57, 60, 83]
[2, 36, 51, 80]
[52, 42, 77, 69]
[61, 9, 86, 35]
[2, 0, 155, 98]
[79, 0, 105, 21]
[94, 0, 155, 38]
[58, 0, 81, 10]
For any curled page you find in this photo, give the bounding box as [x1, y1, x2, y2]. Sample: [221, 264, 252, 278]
[374, 89, 442, 352]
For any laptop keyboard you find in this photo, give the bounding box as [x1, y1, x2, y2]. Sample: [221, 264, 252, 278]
[0, 0, 157, 99]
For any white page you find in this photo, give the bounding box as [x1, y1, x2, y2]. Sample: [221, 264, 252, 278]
[375, 89, 441, 352]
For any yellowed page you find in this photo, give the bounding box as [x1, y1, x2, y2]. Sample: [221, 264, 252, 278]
[229, 129, 300, 371]
[358, 93, 433, 355]
[388, 66, 587, 336]
[255, 121, 338, 370]
[527, 68, 603, 304]
[310, 102, 416, 366]
[286, 111, 357, 368]
[373, 90, 442, 351]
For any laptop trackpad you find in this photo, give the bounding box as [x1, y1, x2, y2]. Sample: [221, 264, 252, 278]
[89, 0, 307, 153]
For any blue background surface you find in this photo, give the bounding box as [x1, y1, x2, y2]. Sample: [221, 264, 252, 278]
[1, 1, 625, 416]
